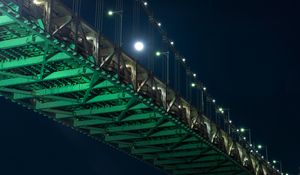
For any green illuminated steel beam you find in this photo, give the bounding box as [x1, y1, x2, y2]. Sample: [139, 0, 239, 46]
[132, 142, 206, 154]
[118, 136, 198, 149]
[0, 52, 71, 71]
[73, 102, 148, 116]
[106, 121, 174, 133]
[0, 67, 93, 87]
[105, 128, 187, 142]
[164, 161, 232, 170]
[154, 156, 220, 165]
[13, 80, 114, 100]
[80, 112, 163, 130]
[36, 92, 132, 109]
[143, 149, 215, 160]
[0, 15, 14, 26]
[0, 35, 44, 49]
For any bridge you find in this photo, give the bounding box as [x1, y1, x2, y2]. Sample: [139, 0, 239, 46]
[0, 0, 281, 175]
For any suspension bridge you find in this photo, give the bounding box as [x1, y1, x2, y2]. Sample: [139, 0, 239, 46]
[0, 0, 282, 175]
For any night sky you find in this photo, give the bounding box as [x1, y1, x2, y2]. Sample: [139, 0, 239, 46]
[1, 0, 299, 174]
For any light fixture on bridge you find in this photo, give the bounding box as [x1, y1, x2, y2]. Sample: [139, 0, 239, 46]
[229, 120, 232, 123]
[203, 87, 206, 91]
[212, 99, 216, 103]
[182, 58, 186, 62]
[170, 41, 174, 45]
[155, 51, 161, 56]
[143, 1, 148, 6]
[134, 41, 144, 52]
[33, 0, 45, 5]
[157, 22, 162, 27]
[108, 10, 114, 16]
[218, 107, 224, 114]
[191, 83, 196, 87]
[257, 144, 262, 149]
[193, 73, 197, 78]
[108, 10, 123, 16]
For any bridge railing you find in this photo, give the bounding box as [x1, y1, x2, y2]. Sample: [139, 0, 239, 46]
[0, 0, 279, 174]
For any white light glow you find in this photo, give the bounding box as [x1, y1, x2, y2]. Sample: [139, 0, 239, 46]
[108, 10, 114, 16]
[134, 41, 144, 52]
[33, 0, 45, 5]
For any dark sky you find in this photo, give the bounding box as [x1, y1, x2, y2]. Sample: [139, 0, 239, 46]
[1, 0, 299, 174]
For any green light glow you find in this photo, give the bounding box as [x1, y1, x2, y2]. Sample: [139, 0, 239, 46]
[108, 10, 113, 16]
[156, 51, 161, 56]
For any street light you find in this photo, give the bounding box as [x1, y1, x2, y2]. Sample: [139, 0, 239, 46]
[272, 160, 283, 174]
[155, 51, 170, 85]
[107, 10, 123, 47]
[257, 144, 269, 161]
[237, 127, 252, 145]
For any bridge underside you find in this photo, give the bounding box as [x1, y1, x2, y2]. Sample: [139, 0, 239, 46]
[0, 1, 258, 175]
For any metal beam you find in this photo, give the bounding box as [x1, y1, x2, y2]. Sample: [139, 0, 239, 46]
[36, 92, 132, 109]
[105, 128, 186, 142]
[73, 102, 148, 116]
[118, 136, 198, 149]
[0, 67, 93, 87]
[106, 121, 175, 133]
[163, 160, 231, 170]
[143, 149, 213, 160]
[13, 80, 114, 100]
[0, 15, 14, 26]
[80, 112, 163, 130]
[0, 35, 44, 49]
[0, 52, 71, 71]
[154, 151, 217, 165]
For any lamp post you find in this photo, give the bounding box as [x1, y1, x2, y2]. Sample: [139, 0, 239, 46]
[108, 10, 123, 47]
[156, 51, 170, 85]
[257, 144, 269, 161]
[272, 160, 283, 174]
[237, 127, 252, 145]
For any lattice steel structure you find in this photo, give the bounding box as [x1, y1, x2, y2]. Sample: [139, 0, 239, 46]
[0, 1, 280, 175]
